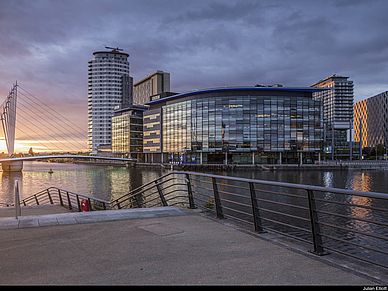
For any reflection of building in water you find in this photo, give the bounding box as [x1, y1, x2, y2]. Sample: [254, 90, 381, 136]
[322, 172, 334, 188]
[0, 171, 23, 203]
[346, 171, 372, 229]
[349, 172, 372, 192]
[350, 195, 372, 221]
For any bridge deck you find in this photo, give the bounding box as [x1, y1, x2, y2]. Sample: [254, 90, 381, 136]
[0, 155, 136, 162]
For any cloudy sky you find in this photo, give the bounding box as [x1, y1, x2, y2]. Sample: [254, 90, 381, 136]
[0, 0, 387, 152]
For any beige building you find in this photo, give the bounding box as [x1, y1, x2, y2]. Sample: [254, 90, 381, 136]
[133, 70, 170, 105]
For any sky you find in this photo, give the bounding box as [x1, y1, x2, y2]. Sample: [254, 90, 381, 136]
[0, 0, 387, 152]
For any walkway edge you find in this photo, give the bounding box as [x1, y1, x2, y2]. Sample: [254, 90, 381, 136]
[0, 206, 196, 230]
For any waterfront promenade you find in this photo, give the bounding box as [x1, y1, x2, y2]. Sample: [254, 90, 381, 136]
[0, 206, 385, 285]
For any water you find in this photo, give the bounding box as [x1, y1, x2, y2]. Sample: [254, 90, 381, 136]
[1, 162, 388, 204]
[0, 162, 167, 204]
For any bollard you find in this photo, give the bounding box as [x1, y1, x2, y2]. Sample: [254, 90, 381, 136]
[80, 199, 90, 212]
[15, 180, 21, 219]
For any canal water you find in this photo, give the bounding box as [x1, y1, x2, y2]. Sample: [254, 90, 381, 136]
[0, 161, 388, 204]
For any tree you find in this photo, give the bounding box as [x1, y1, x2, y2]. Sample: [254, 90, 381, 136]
[28, 147, 34, 156]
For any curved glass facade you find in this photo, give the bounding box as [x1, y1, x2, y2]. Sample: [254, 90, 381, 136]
[148, 88, 323, 164]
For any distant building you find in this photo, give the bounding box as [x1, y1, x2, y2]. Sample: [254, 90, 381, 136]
[143, 86, 325, 165]
[88, 47, 133, 154]
[354, 91, 388, 148]
[133, 70, 170, 105]
[112, 105, 147, 159]
[311, 74, 354, 159]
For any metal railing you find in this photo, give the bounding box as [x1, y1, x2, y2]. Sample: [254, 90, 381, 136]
[110, 172, 194, 210]
[20, 187, 111, 212]
[6, 171, 388, 269]
[182, 172, 388, 269]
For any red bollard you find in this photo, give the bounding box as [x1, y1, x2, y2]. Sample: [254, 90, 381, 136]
[81, 199, 90, 212]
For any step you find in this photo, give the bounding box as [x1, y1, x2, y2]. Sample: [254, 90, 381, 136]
[0, 204, 70, 218]
[0, 206, 195, 230]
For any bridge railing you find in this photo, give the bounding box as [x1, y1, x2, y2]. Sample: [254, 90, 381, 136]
[20, 187, 111, 212]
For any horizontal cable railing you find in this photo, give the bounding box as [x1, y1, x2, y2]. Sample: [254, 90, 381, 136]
[6, 171, 388, 269]
[110, 172, 194, 210]
[0, 202, 12, 207]
[183, 171, 388, 269]
[20, 187, 111, 212]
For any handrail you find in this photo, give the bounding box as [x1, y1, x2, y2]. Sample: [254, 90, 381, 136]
[5, 170, 388, 269]
[111, 175, 191, 209]
[178, 171, 388, 200]
[20, 187, 111, 212]
[178, 171, 388, 269]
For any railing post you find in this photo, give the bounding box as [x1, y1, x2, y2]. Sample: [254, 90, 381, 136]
[76, 195, 81, 212]
[47, 189, 53, 204]
[186, 174, 196, 209]
[134, 194, 142, 208]
[15, 180, 21, 219]
[34, 195, 39, 205]
[249, 182, 265, 233]
[58, 189, 63, 206]
[67, 191, 72, 210]
[306, 189, 329, 256]
[156, 181, 168, 207]
[212, 177, 224, 219]
[88, 198, 93, 211]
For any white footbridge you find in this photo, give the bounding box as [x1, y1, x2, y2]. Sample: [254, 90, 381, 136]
[0, 83, 136, 171]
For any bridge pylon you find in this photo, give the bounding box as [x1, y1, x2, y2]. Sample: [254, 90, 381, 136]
[0, 82, 23, 172]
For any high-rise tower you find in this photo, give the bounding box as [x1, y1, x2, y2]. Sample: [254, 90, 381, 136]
[311, 74, 354, 159]
[88, 47, 132, 154]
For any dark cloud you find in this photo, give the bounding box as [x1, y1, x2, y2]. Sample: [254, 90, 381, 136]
[0, 0, 387, 141]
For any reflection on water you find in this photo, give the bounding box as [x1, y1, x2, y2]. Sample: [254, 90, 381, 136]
[1, 162, 388, 206]
[323, 172, 334, 188]
[217, 169, 388, 195]
[0, 162, 166, 204]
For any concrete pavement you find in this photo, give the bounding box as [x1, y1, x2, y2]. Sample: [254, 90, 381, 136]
[0, 205, 70, 219]
[0, 206, 385, 285]
[0, 206, 191, 229]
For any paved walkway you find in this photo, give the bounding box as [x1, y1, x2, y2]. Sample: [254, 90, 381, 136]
[0, 206, 385, 285]
[0, 204, 70, 219]
[0, 205, 190, 229]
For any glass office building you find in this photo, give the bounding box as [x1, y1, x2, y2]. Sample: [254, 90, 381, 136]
[112, 106, 146, 159]
[145, 87, 325, 164]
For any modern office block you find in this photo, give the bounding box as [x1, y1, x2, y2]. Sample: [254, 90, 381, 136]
[144, 86, 325, 165]
[311, 74, 354, 159]
[133, 70, 170, 105]
[112, 105, 146, 159]
[354, 91, 388, 148]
